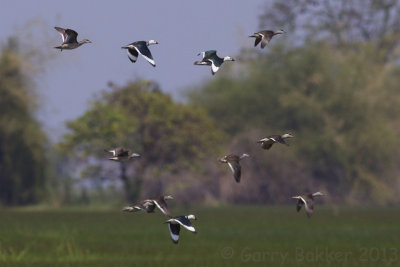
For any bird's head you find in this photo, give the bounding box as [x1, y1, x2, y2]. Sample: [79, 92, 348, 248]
[187, 214, 197, 220]
[218, 156, 227, 163]
[81, 39, 92, 44]
[223, 56, 235, 62]
[164, 195, 174, 200]
[130, 153, 140, 158]
[240, 153, 250, 159]
[147, 40, 159, 45]
[282, 133, 294, 139]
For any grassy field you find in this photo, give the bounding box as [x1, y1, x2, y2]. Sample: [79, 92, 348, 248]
[0, 205, 399, 266]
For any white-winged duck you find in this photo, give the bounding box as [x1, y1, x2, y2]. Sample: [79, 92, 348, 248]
[292, 192, 324, 218]
[54, 27, 91, 51]
[194, 50, 235, 75]
[121, 40, 158, 67]
[165, 214, 197, 244]
[219, 153, 249, 183]
[257, 133, 293, 150]
[249, 29, 285, 48]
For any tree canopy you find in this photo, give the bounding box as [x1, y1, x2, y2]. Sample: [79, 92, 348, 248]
[59, 81, 224, 202]
[0, 41, 48, 205]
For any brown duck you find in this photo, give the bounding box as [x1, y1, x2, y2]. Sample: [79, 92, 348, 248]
[257, 133, 293, 150]
[122, 195, 173, 216]
[292, 192, 324, 218]
[249, 29, 285, 49]
[219, 153, 249, 183]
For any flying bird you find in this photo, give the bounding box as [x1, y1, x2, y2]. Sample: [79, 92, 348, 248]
[165, 214, 197, 244]
[194, 50, 235, 75]
[121, 40, 158, 67]
[54, 27, 91, 51]
[257, 133, 294, 150]
[292, 192, 324, 218]
[122, 195, 173, 216]
[104, 147, 140, 162]
[249, 29, 285, 48]
[219, 153, 249, 183]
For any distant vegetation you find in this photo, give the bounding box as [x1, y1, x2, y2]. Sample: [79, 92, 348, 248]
[0, 39, 48, 205]
[189, 42, 400, 204]
[58, 81, 224, 203]
[1, 0, 400, 206]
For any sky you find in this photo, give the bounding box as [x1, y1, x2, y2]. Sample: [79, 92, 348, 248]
[0, 0, 267, 141]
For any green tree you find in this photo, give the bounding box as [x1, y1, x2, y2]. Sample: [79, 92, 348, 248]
[260, 0, 400, 58]
[59, 80, 223, 202]
[0, 40, 48, 205]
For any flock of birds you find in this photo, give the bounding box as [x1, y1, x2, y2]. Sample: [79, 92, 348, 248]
[55, 27, 324, 244]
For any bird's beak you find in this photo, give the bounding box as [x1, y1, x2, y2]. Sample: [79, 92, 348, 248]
[121, 46, 129, 49]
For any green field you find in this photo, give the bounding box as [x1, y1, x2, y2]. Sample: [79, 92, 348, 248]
[0, 206, 399, 266]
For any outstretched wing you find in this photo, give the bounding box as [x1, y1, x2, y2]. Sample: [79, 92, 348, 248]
[64, 29, 78, 44]
[142, 200, 156, 213]
[275, 136, 288, 145]
[175, 216, 196, 233]
[298, 196, 313, 218]
[194, 60, 211, 66]
[227, 161, 242, 183]
[54, 27, 67, 42]
[203, 50, 217, 59]
[210, 60, 220, 75]
[122, 205, 143, 212]
[153, 198, 170, 216]
[296, 199, 303, 212]
[168, 223, 180, 244]
[123, 200, 155, 213]
[135, 44, 156, 67]
[261, 36, 271, 48]
[260, 31, 274, 48]
[127, 48, 139, 63]
[254, 36, 262, 47]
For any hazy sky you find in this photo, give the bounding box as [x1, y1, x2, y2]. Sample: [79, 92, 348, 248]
[0, 0, 267, 141]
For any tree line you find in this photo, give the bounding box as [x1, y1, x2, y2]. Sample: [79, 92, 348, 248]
[1, 0, 400, 205]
